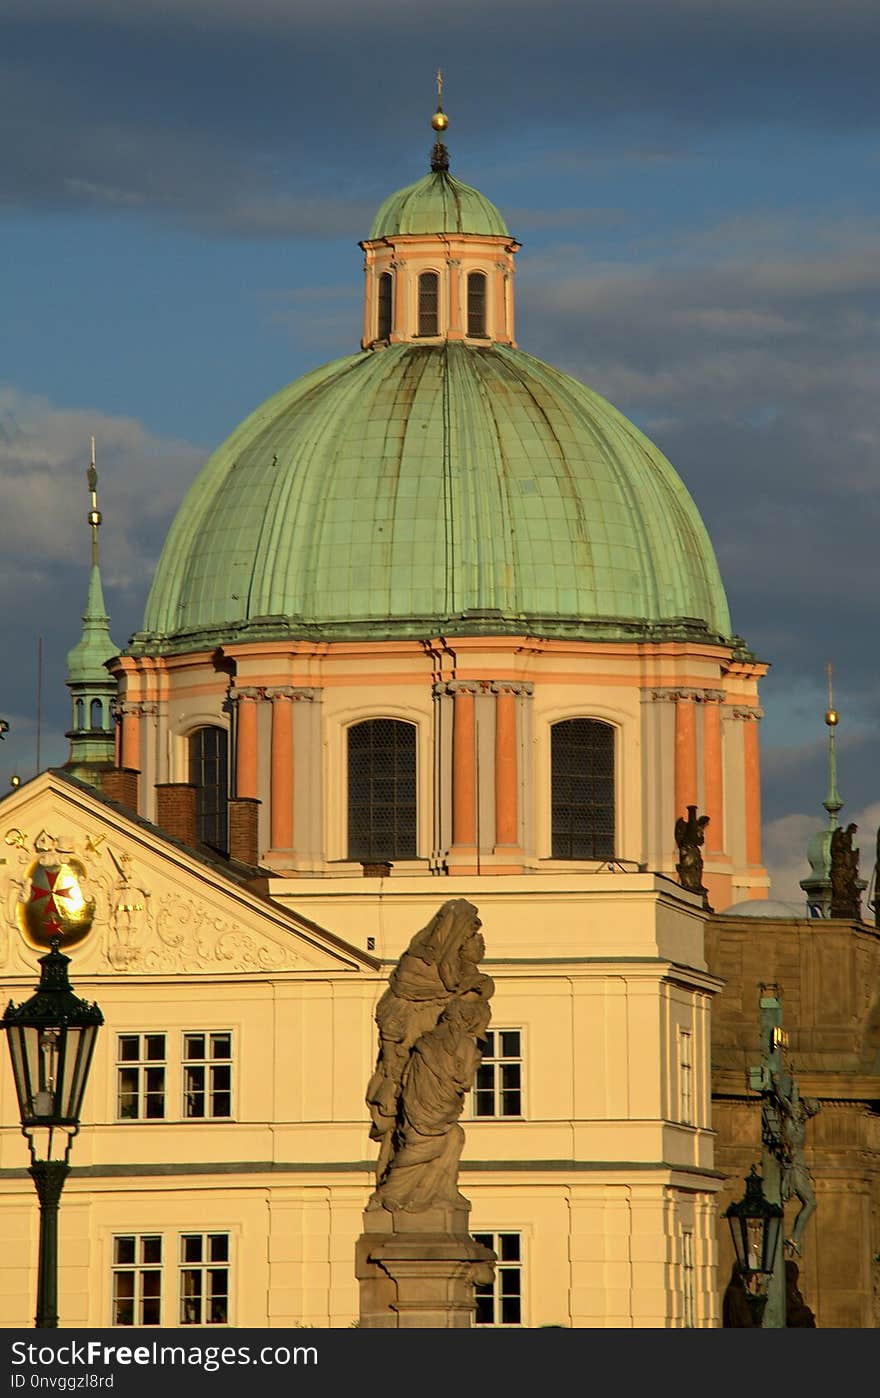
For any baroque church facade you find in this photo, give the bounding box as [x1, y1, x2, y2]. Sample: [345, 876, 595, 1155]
[0, 112, 786, 1328]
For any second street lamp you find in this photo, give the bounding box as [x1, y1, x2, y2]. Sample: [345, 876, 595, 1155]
[3, 938, 103, 1329]
[724, 1164, 784, 1327]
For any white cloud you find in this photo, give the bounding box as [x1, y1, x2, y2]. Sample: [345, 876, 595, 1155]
[764, 801, 880, 909]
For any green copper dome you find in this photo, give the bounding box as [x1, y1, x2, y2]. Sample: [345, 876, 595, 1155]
[369, 170, 509, 239]
[134, 344, 731, 655]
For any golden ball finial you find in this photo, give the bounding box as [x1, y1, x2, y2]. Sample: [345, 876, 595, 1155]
[825, 708, 839, 727]
[432, 109, 448, 132]
[10, 774, 20, 788]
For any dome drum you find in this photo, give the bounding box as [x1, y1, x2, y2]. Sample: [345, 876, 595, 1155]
[361, 233, 519, 349]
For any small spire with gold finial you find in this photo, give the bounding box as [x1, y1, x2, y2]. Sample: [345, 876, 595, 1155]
[430, 68, 450, 173]
[800, 662, 845, 915]
[823, 661, 842, 825]
[64, 435, 119, 785]
[87, 434, 102, 568]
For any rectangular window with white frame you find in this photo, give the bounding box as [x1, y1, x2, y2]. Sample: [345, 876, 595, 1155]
[473, 1029, 522, 1117]
[678, 1028, 693, 1125]
[472, 1232, 523, 1325]
[681, 1229, 696, 1328]
[180, 1233, 230, 1325]
[116, 1033, 166, 1119]
[112, 1234, 162, 1326]
[183, 1031, 232, 1118]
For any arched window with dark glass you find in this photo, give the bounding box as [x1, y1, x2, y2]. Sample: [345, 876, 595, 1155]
[467, 271, 487, 337]
[189, 725, 229, 854]
[75, 698, 85, 731]
[418, 271, 439, 336]
[348, 719, 417, 861]
[377, 272, 393, 340]
[551, 719, 615, 860]
[90, 698, 103, 730]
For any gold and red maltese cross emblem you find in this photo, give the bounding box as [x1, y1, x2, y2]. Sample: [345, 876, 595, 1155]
[18, 857, 96, 950]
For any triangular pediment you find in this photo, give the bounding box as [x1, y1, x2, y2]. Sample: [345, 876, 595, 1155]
[0, 771, 377, 978]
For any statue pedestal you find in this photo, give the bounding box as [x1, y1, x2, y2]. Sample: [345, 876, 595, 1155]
[356, 1199, 496, 1328]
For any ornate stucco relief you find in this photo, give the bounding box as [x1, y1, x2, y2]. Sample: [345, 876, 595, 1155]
[1, 820, 301, 974]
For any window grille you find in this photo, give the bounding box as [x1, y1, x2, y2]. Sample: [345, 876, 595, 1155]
[550, 719, 615, 859]
[377, 272, 393, 339]
[113, 1235, 162, 1326]
[473, 1233, 522, 1325]
[679, 1029, 693, 1126]
[682, 1230, 696, 1328]
[467, 271, 487, 337]
[180, 1234, 230, 1326]
[348, 719, 417, 861]
[418, 271, 439, 336]
[183, 1032, 232, 1119]
[473, 1030, 522, 1117]
[116, 1033, 166, 1120]
[189, 725, 229, 853]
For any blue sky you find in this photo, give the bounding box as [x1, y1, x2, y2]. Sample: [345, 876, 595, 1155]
[2, 0, 879, 902]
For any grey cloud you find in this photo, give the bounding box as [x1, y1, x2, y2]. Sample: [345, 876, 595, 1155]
[3, 3, 880, 230]
[513, 221, 880, 829]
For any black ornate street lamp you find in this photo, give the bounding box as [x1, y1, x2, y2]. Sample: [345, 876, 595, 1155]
[3, 939, 103, 1328]
[724, 1165, 784, 1327]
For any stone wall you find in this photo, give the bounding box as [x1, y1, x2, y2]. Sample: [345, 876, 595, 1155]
[706, 914, 880, 1327]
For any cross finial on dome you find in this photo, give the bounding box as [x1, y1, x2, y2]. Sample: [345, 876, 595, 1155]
[430, 68, 450, 173]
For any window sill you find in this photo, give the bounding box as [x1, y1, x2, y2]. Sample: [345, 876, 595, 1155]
[113, 1117, 235, 1125]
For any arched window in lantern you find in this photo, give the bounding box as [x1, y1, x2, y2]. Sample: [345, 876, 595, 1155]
[467, 271, 487, 337]
[418, 271, 440, 336]
[377, 272, 393, 340]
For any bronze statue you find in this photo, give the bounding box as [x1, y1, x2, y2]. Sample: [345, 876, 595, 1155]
[829, 822, 861, 918]
[366, 899, 494, 1208]
[674, 805, 712, 909]
[769, 1070, 821, 1255]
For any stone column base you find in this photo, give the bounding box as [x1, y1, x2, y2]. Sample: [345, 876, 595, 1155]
[356, 1200, 495, 1328]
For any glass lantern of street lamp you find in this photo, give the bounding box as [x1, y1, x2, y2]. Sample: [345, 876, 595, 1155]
[724, 1165, 784, 1323]
[3, 939, 103, 1164]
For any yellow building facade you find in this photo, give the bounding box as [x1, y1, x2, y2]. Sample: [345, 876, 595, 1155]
[1, 771, 721, 1328]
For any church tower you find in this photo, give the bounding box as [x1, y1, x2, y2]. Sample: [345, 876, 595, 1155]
[108, 97, 768, 908]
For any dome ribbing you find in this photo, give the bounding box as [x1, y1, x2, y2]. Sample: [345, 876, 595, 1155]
[369, 170, 509, 239]
[134, 344, 731, 656]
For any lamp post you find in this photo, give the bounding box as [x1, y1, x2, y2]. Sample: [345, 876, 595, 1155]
[724, 1165, 784, 1327]
[3, 938, 103, 1328]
